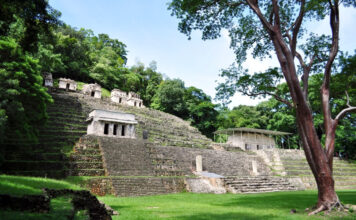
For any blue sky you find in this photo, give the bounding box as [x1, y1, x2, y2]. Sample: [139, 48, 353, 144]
[49, 0, 356, 107]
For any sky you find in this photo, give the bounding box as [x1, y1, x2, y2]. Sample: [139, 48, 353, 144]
[49, 0, 356, 107]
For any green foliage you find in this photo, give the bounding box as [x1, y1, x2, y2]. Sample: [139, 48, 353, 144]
[184, 87, 218, 138]
[0, 37, 53, 143]
[151, 79, 188, 118]
[219, 105, 268, 129]
[130, 62, 163, 106]
[101, 87, 111, 98]
[0, 0, 60, 52]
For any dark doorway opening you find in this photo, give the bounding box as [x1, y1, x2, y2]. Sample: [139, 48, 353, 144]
[66, 83, 70, 91]
[121, 125, 125, 136]
[104, 123, 109, 135]
[91, 91, 95, 97]
[113, 124, 118, 135]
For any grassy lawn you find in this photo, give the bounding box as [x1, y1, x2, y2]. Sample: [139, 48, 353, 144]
[99, 191, 356, 220]
[0, 175, 355, 219]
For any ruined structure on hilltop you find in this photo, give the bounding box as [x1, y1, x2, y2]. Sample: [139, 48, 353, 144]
[111, 89, 144, 108]
[86, 109, 137, 138]
[58, 78, 77, 91]
[43, 72, 53, 87]
[214, 127, 291, 151]
[82, 83, 102, 99]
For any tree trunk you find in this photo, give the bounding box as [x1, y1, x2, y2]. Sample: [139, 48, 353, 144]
[296, 108, 341, 213]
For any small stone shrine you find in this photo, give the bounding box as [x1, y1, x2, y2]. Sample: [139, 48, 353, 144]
[43, 72, 53, 87]
[126, 92, 144, 107]
[214, 127, 291, 151]
[58, 78, 77, 91]
[86, 109, 137, 138]
[82, 83, 102, 99]
[111, 89, 144, 108]
[111, 89, 127, 104]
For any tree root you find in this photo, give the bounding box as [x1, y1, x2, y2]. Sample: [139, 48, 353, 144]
[308, 201, 344, 215]
[308, 205, 326, 216]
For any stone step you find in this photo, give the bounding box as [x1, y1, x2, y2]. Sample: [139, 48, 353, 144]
[287, 170, 356, 176]
[69, 162, 103, 169]
[47, 112, 86, 119]
[154, 170, 186, 176]
[38, 136, 82, 143]
[70, 154, 103, 162]
[73, 148, 101, 155]
[235, 188, 298, 193]
[2, 170, 68, 179]
[68, 169, 105, 176]
[111, 177, 185, 197]
[284, 165, 356, 172]
[4, 153, 66, 161]
[39, 130, 86, 136]
[223, 176, 300, 194]
[44, 124, 87, 130]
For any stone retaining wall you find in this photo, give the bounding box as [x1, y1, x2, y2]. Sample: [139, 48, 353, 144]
[149, 145, 270, 176]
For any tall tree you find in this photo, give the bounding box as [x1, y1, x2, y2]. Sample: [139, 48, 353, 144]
[151, 79, 188, 118]
[184, 87, 219, 138]
[169, 0, 356, 213]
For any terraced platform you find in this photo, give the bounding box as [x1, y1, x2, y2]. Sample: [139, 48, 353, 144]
[261, 149, 356, 190]
[223, 176, 302, 193]
[2, 92, 87, 178]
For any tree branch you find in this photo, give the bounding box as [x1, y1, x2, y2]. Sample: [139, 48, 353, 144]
[291, 0, 305, 57]
[296, 51, 315, 98]
[335, 107, 356, 121]
[335, 91, 356, 121]
[271, 0, 281, 29]
[321, 0, 339, 153]
[246, 0, 274, 34]
[242, 90, 293, 108]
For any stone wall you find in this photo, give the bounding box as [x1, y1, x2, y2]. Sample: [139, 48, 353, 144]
[111, 177, 186, 197]
[148, 145, 270, 177]
[98, 137, 155, 176]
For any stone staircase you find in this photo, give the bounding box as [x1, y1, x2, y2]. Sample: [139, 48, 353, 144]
[111, 177, 185, 197]
[223, 176, 301, 193]
[1, 92, 87, 178]
[266, 149, 356, 190]
[98, 137, 154, 176]
[69, 135, 105, 176]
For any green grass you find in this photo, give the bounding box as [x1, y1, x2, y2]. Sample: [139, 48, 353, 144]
[0, 175, 82, 196]
[99, 191, 356, 220]
[1, 175, 356, 219]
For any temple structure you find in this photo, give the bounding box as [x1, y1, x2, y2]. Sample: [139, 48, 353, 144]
[214, 127, 291, 151]
[82, 83, 102, 99]
[43, 72, 53, 87]
[58, 78, 77, 91]
[111, 89, 144, 108]
[86, 109, 137, 138]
